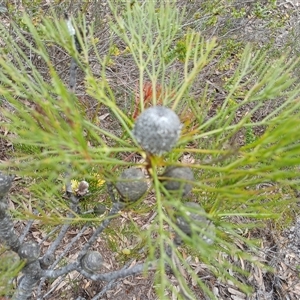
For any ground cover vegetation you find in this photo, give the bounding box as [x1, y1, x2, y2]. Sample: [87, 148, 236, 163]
[1, 0, 300, 299]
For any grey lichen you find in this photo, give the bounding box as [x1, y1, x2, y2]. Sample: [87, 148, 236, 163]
[132, 106, 182, 156]
[116, 168, 148, 202]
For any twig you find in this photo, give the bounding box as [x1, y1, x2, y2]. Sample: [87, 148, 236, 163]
[14, 261, 42, 300]
[40, 224, 70, 265]
[13, 242, 43, 300]
[69, 58, 78, 93]
[78, 202, 123, 260]
[19, 219, 34, 244]
[78, 261, 156, 282]
[91, 243, 153, 299]
[91, 279, 118, 300]
[39, 276, 66, 300]
[0, 213, 21, 252]
[0, 173, 20, 252]
[38, 226, 60, 246]
[43, 262, 79, 279]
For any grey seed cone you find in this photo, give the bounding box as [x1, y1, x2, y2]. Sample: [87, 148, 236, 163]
[175, 202, 215, 245]
[80, 251, 103, 274]
[132, 106, 182, 156]
[116, 168, 148, 202]
[93, 204, 106, 215]
[162, 166, 194, 197]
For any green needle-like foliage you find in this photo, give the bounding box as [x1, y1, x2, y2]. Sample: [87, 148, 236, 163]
[1, 1, 300, 299]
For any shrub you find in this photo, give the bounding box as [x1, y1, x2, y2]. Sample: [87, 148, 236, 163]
[0, 1, 300, 299]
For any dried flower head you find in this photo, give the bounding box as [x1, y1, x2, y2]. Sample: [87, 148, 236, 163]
[116, 168, 148, 202]
[132, 106, 182, 155]
[76, 180, 89, 196]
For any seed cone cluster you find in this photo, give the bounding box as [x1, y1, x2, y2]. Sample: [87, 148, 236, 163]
[114, 105, 214, 246]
